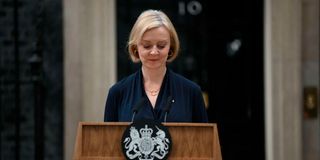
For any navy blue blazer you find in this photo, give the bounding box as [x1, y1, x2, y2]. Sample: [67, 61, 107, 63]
[104, 68, 208, 123]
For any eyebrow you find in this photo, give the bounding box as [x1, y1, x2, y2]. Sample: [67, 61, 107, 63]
[140, 40, 168, 44]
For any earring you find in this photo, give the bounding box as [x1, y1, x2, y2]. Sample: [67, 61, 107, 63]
[168, 50, 173, 57]
[167, 51, 173, 61]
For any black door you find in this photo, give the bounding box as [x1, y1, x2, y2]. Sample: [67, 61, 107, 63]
[116, 0, 264, 160]
[0, 0, 64, 159]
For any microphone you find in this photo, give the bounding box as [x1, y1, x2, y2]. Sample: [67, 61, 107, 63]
[131, 98, 146, 122]
[163, 96, 174, 123]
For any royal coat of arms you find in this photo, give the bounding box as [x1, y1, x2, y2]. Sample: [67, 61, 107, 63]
[121, 121, 171, 160]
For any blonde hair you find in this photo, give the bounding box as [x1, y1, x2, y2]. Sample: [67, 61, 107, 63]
[128, 9, 180, 63]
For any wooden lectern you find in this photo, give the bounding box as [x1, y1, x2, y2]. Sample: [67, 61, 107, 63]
[73, 122, 222, 160]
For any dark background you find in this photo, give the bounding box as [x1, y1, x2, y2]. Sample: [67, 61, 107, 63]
[0, 0, 63, 159]
[117, 0, 264, 160]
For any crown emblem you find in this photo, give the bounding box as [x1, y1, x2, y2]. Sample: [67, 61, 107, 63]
[140, 125, 153, 138]
[122, 121, 171, 160]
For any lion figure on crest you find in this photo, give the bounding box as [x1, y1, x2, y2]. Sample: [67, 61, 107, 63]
[123, 127, 141, 159]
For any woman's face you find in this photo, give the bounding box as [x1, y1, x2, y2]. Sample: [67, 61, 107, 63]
[137, 26, 171, 69]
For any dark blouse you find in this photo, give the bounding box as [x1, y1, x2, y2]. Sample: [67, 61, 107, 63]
[104, 68, 208, 123]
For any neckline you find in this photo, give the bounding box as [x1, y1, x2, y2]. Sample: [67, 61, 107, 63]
[139, 68, 169, 110]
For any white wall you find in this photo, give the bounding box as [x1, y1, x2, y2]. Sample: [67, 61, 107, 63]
[265, 0, 302, 160]
[62, 0, 116, 159]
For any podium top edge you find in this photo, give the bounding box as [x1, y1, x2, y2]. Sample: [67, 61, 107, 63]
[79, 122, 216, 127]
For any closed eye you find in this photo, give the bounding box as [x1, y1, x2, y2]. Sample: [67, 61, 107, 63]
[157, 45, 165, 49]
[143, 45, 152, 49]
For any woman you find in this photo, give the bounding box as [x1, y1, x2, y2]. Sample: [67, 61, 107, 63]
[104, 9, 208, 122]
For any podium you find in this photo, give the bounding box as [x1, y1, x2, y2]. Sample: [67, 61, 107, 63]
[73, 122, 222, 160]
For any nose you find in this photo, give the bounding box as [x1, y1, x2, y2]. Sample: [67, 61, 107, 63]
[150, 46, 159, 55]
